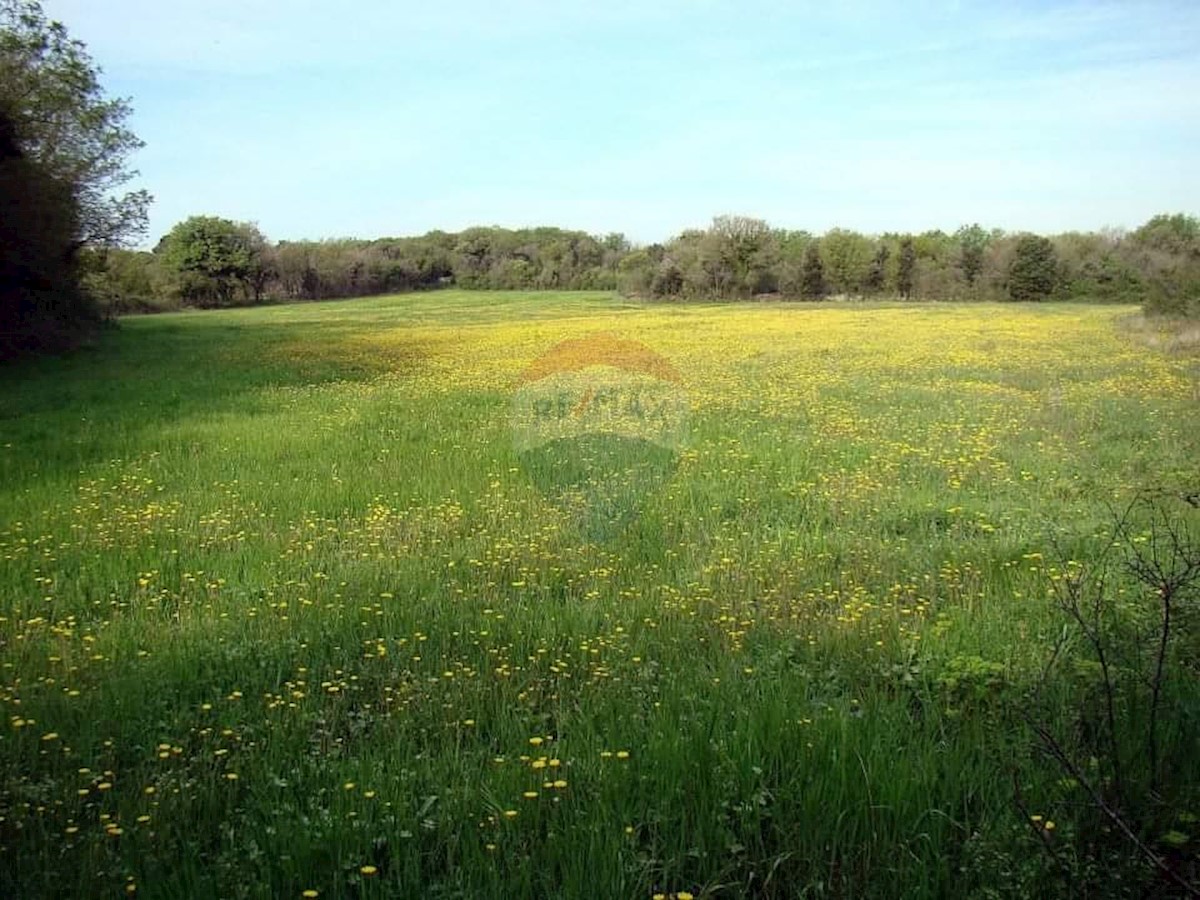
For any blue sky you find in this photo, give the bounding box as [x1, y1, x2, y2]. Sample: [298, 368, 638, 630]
[44, 0, 1200, 246]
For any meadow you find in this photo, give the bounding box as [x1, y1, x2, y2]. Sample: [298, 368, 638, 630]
[1, 292, 1197, 899]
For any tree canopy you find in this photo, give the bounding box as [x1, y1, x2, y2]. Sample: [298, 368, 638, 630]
[1008, 235, 1058, 302]
[1, 0, 150, 356]
[0, 0, 149, 249]
[81, 212, 1200, 318]
[156, 216, 271, 308]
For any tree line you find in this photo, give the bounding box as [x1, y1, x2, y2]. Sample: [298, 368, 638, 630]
[86, 220, 632, 313]
[90, 212, 1200, 318]
[618, 215, 1199, 315]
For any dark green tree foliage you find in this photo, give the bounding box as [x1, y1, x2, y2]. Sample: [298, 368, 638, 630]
[0, 0, 149, 248]
[897, 237, 916, 300]
[0, 106, 96, 356]
[864, 243, 889, 294]
[1007, 234, 1058, 301]
[956, 224, 988, 286]
[1, 0, 148, 355]
[156, 216, 271, 308]
[800, 241, 826, 300]
[1129, 214, 1200, 316]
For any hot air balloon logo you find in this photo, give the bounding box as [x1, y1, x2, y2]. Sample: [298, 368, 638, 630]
[511, 333, 689, 539]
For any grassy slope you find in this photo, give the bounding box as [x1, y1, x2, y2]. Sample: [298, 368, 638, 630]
[0, 292, 1197, 899]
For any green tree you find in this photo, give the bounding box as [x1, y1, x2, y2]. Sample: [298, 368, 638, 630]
[864, 243, 889, 294]
[897, 237, 916, 300]
[651, 258, 684, 298]
[615, 249, 654, 297]
[0, 0, 149, 248]
[1130, 213, 1200, 256]
[775, 229, 813, 296]
[1007, 234, 1058, 301]
[157, 216, 271, 308]
[1, 0, 149, 354]
[710, 215, 775, 296]
[820, 228, 873, 295]
[1, 105, 93, 355]
[800, 241, 826, 300]
[956, 224, 989, 286]
[79, 247, 168, 314]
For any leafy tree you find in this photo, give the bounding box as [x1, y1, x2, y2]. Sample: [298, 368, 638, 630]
[1007, 234, 1058, 301]
[897, 237, 916, 300]
[616, 249, 655, 297]
[1130, 213, 1200, 256]
[1, 105, 94, 355]
[864, 243, 889, 294]
[820, 228, 874, 295]
[709, 215, 775, 296]
[80, 247, 168, 314]
[0, 0, 149, 248]
[775, 229, 814, 297]
[956, 224, 989, 286]
[800, 241, 826, 300]
[275, 241, 320, 300]
[651, 259, 684, 298]
[1, 0, 149, 354]
[156, 216, 270, 308]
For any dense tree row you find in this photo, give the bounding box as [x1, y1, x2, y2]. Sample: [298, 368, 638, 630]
[92, 212, 1200, 317]
[88, 222, 633, 313]
[617, 215, 1200, 315]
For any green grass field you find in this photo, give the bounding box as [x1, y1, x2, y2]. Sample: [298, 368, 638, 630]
[1, 292, 1198, 899]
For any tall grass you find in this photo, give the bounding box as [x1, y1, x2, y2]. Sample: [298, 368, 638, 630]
[1, 293, 1197, 898]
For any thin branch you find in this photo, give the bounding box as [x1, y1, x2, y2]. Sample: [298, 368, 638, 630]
[1026, 716, 1200, 898]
